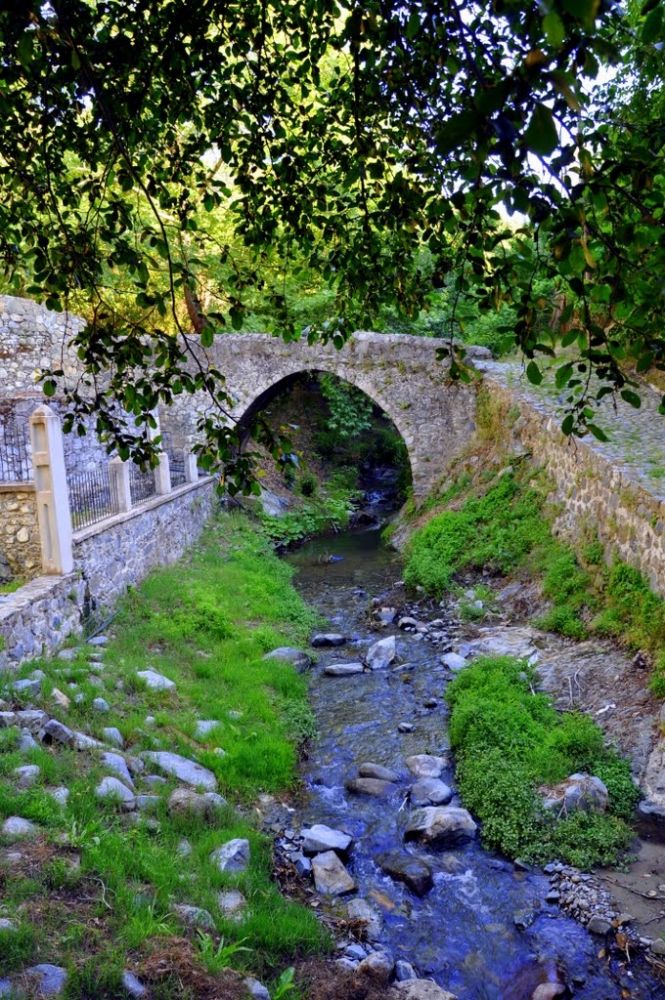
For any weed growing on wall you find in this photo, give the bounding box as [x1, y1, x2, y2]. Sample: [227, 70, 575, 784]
[447, 656, 639, 867]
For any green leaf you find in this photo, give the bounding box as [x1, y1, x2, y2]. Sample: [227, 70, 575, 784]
[562, 0, 600, 28]
[620, 389, 641, 409]
[642, 6, 663, 43]
[43, 379, 56, 397]
[524, 105, 558, 156]
[526, 361, 543, 385]
[561, 414, 575, 435]
[555, 362, 573, 389]
[543, 12, 565, 47]
[587, 423, 609, 442]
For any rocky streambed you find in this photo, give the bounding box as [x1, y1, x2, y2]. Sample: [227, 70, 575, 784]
[265, 526, 665, 999]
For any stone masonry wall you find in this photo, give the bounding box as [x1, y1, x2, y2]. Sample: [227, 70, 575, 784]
[0, 295, 84, 395]
[484, 378, 665, 598]
[0, 485, 41, 579]
[0, 478, 217, 670]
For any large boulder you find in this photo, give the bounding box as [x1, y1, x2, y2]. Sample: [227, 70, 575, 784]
[142, 751, 217, 791]
[540, 773, 609, 814]
[301, 824, 353, 856]
[311, 850, 356, 895]
[365, 635, 396, 670]
[406, 755, 447, 779]
[358, 762, 399, 783]
[404, 807, 477, 848]
[263, 647, 313, 673]
[377, 851, 433, 897]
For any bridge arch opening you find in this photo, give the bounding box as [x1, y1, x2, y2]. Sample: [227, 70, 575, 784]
[235, 369, 413, 519]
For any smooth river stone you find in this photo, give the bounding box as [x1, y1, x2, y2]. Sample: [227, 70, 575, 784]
[358, 762, 400, 783]
[301, 823, 353, 855]
[405, 754, 447, 779]
[311, 633, 347, 647]
[345, 777, 398, 797]
[263, 647, 313, 672]
[365, 635, 396, 670]
[311, 850, 356, 895]
[410, 778, 453, 807]
[142, 751, 217, 790]
[392, 981, 458, 1000]
[210, 838, 250, 873]
[404, 806, 477, 847]
[324, 662, 364, 676]
[377, 851, 433, 897]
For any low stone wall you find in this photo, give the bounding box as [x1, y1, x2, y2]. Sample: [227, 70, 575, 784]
[0, 477, 218, 670]
[0, 484, 40, 579]
[484, 378, 665, 597]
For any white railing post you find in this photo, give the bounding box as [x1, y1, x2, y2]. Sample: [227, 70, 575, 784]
[147, 409, 171, 495]
[183, 448, 199, 483]
[29, 405, 73, 575]
[109, 457, 131, 513]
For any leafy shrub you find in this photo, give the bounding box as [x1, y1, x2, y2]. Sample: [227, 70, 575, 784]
[447, 655, 637, 866]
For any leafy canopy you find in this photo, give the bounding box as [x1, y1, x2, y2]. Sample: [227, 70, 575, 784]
[0, 1, 663, 483]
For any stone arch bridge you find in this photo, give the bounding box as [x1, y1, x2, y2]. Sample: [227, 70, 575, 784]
[170, 332, 486, 501]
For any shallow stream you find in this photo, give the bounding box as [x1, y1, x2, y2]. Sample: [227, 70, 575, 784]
[285, 525, 663, 1000]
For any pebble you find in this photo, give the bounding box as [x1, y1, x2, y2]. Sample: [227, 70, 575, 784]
[48, 787, 70, 807]
[406, 754, 447, 779]
[311, 850, 356, 895]
[312, 633, 347, 647]
[301, 823, 353, 855]
[136, 670, 176, 691]
[244, 977, 270, 1000]
[194, 719, 220, 739]
[88, 635, 108, 646]
[398, 722, 415, 733]
[218, 889, 247, 921]
[95, 776, 136, 810]
[324, 662, 364, 676]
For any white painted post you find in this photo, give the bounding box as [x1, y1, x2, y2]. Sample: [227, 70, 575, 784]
[109, 457, 131, 513]
[29, 405, 74, 575]
[183, 448, 199, 483]
[146, 409, 171, 495]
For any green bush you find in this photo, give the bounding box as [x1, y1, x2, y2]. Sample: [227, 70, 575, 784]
[447, 655, 637, 866]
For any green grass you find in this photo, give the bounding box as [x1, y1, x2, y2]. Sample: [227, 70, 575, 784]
[447, 655, 639, 868]
[0, 578, 23, 595]
[0, 512, 330, 994]
[404, 463, 665, 694]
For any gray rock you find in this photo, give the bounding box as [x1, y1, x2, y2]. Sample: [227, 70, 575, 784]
[92, 697, 110, 713]
[95, 776, 136, 810]
[358, 762, 399, 782]
[301, 824, 353, 855]
[136, 670, 176, 691]
[13, 764, 40, 789]
[13, 676, 42, 697]
[19, 729, 38, 751]
[406, 755, 446, 779]
[244, 977, 271, 1000]
[345, 777, 397, 797]
[173, 904, 215, 930]
[102, 727, 124, 748]
[48, 786, 70, 807]
[392, 981, 457, 1000]
[404, 807, 477, 847]
[136, 795, 160, 812]
[2, 816, 38, 840]
[441, 652, 467, 671]
[0, 980, 12, 998]
[650, 938, 665, 956]
[102, 752, 135, 788]
[365, 635, 396, 670]
[293, 852, 312, 876]
[0, 712, 17, 728]
[346, 898, 383, 940]
[0, 918, 16, 932]
[17, 709, 48, 728]
[218, 889, 247, 921]
[121, 971, 148, 997]
[345, 944, 367, 961]
[398, 722, 415, 733]
[168, 787, 226, 818]
[324, 661, 364, 676]
[586, 914, 612, 935]
[88, 635, 108, 646]
[377, 851, 433, 897]
[311, 850, 356, 895]
[210, 838, 250, 873]
[356, 952, 393, 980]
[410, 778, 453, 807]
[312, 633, 346, 647]
[57, 648, 79, 662]
[541, 773, 609, 814]
[398, 616, 420, 630]
[194, 719, 220, 739]
[73, 731, 105, 750]
[263, 647, 313, 672]
[142, 751, 217, 790]
[176, 838, 192, 858]
[143, 774, 168, 788]
[395, 961, 417, 982]
[24, 964, 68, 996]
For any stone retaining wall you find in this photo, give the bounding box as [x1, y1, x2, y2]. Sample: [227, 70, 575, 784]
[484, 379, 665, 597]
[0, 295, 84, 395]
[0, 478, 218, 670]
[0, 484, 40, 579]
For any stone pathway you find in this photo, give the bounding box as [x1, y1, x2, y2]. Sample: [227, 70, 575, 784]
[481, 360, 665, 501]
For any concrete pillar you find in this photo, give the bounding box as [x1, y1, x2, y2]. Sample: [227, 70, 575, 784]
[154, 452, 171, 495]
[145, 408, 171, 495]
[184, 449, 198, 483]
[109, 457, 131, 513]
[29, 405, 73, 575]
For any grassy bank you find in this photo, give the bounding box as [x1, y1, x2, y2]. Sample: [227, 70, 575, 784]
[404, 461, 665, 695]
[447, 655, 639, 868]
[0, 513, 330, 997]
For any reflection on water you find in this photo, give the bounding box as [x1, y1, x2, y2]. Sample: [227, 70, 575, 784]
[286, 527, 661, 1000]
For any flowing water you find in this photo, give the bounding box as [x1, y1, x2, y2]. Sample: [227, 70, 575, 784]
[285, 520, 664, 1000]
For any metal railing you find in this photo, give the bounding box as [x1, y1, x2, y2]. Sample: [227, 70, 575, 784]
[68, 465, 117, 529]
[162, 431, 186, 487]
[0, 419, 32, 482]
[129, 462, 156, 504]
